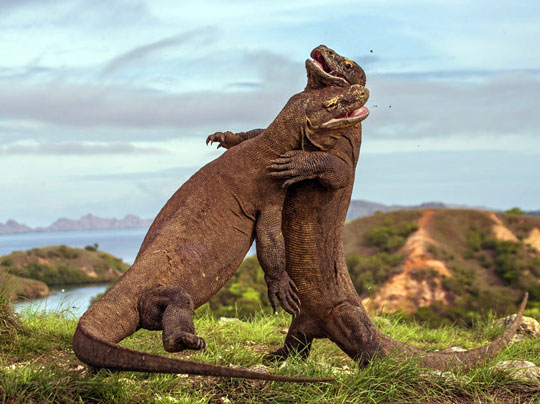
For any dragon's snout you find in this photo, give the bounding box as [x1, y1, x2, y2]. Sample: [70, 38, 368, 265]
[351, 84, 369, 100]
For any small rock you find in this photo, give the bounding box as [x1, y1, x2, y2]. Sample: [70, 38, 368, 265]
[245, 340, 256, 346]
[511, 334, 527, 343]
[494, 360, 540, 382]
[279, 328, 289, 335]
[434, 346, 466, 353]
[247, 364, 270, 374]
[219, 317, 241, 323]
[441, 346, 467, 353]
[496, 315, 540, 338]
[220, 398, 231, 404]
[245, 364, 271, 388]
[330, 365, 355, 375]
[421, 370, 467, 384]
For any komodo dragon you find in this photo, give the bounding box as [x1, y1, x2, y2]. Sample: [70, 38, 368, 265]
[208, 45, 529, 371]
[72, 83, 370, 382]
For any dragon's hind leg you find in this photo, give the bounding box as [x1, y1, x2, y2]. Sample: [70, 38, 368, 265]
[138, 285, 206, 352]
[264, 311, 325, 362]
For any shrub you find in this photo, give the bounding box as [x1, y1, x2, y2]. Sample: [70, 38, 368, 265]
[505, 207, 524, 216]
[1, 258, 13, 267]
[58, 245, 79, 259]
[346, 253, 404, 295]
[365, 218, 418, 253]
[9, 261, 92, 285]
[466, 229, 486, 252]
[85, 243, 99, 252]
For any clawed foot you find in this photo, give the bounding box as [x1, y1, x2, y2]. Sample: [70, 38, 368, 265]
[268, 150, 320, 187]
[263, 347, 289, 363]
[206, 131, 242, 149]
[263, 346, 310, 363]
[266, 273, 301, 316]
[163, 331, 207, 353]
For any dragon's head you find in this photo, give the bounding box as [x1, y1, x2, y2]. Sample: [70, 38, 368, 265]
[305, 45, 366, 89]
[300, 84, 369, 150]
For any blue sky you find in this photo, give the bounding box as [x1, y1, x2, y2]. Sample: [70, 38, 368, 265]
[1, 0, 539, 226]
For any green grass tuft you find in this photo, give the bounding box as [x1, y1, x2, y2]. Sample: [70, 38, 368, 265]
[1, 290, 539, 403]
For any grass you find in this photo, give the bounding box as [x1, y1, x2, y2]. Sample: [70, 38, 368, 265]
[1, 293, 539, 404]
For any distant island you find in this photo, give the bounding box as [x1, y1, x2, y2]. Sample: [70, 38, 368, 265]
[0, 214, 153, 235]
[1, 201, 538, 235]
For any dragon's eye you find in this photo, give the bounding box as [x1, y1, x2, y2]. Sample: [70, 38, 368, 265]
[344, 58, 353, 70]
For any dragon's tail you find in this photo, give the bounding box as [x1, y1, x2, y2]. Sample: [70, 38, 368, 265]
[72, 321, 333, 383]
[378, 292, 528, 370]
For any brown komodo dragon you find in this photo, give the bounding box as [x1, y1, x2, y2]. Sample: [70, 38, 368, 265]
[208, 45, 529, 371]
[72, 83, 370, 382]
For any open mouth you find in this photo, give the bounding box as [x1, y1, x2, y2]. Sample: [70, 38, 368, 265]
[310, 50, 349, 84]
[322, 106, 369, 128]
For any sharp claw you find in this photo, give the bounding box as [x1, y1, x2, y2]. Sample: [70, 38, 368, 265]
[217, 144, 222, 149]
[290, 281, 298, 293]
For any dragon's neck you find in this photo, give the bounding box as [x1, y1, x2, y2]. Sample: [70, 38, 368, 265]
[253, 114, 303, 158]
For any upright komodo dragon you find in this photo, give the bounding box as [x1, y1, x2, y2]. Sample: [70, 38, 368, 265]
[72, 83, 370, 382]
[208, 45, 528, 371]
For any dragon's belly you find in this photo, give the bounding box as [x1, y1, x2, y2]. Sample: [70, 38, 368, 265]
[283, 180, 353, 310]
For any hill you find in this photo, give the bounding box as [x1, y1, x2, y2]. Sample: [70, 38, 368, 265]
[0, 245, 129, 301]
[345, 200, 495, 220]
[208, 209, 540, 325]
[344, 209, 540, 325]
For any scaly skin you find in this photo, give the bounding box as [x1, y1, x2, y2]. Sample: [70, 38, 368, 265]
[72, 83, 369, 382]
[210, 45, 529, 371]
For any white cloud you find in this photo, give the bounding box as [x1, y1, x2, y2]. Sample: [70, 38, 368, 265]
[100, 27, 216, 77]
[1, 0, 539, 224]
[0, 141, 166, 155]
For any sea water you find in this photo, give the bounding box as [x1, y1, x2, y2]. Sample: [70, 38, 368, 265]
[2, 227, 255, 316]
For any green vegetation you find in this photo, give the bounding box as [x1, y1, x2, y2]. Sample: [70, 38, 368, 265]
[344, 210, 423, 257]
[206, 256, 273, 318]
[0, 281, 21, 341]
[84, 243, 99, 252]
[364, 217, 418, 253]
[5, 209, 540, 330]
[345, 216, 418, 296]
[498, 212, 540, 240]
[206, 216, 419, 317]
[0, 245, 129, 301]
[1, 285, 539, 404]
[8, 261, 95, 286]
[466, 228, 540, 305]
[414, 261, 515, 327]
[399, 210, 540, 327]
[506, 207, 525, 216]
[346, 253, 403, 295]
[206, 210, 540, 326]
